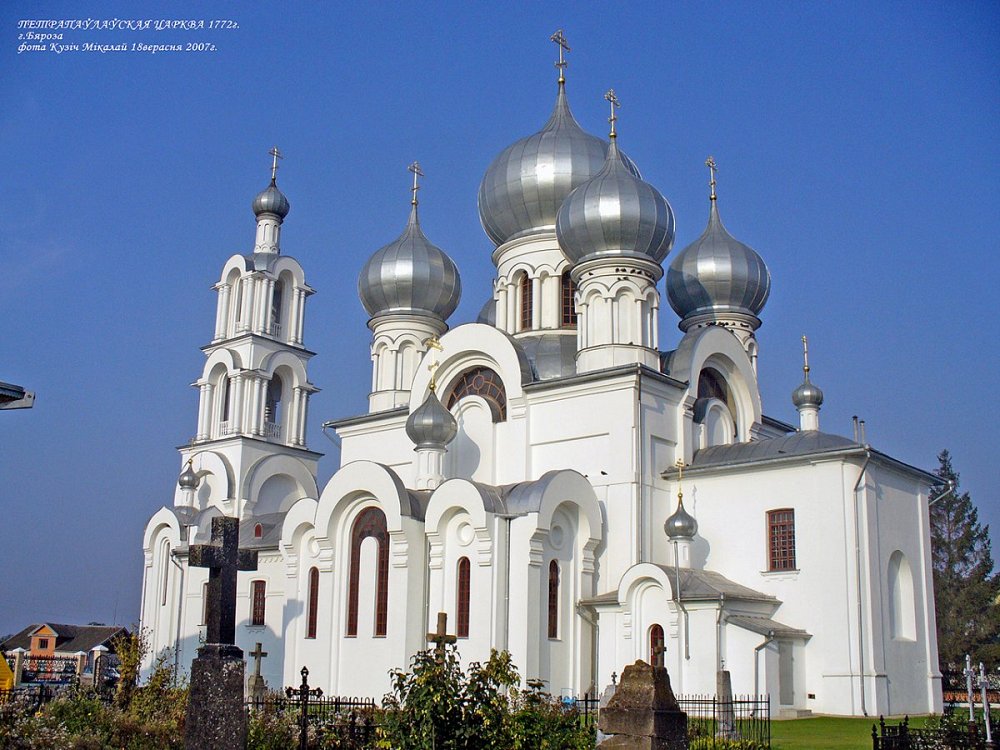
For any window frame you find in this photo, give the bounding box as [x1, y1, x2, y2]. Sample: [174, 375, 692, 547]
[456, 557, 471, 638]
[306, 567, 319, 639]
[547, 560, 560, 639]
[250, 579, 267, 627]
[346, 507, 389, 637]
[767, 508, 797, 571]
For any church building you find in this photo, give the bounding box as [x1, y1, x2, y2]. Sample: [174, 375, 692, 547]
[140, 40, 943, 718]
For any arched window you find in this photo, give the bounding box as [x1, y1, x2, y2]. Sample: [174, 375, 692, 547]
[347, 507, 389, 637]
[307, 567, 319, 639]
[561, 270, 577, 327]
[265, 375, 282, 436]
[547, 560, 560, 639]
[220, 377, 232, 424]
[446, 367, 507, 422]
[519, 273, 533, 331]
[649, 624, 665, 667]
[254, 523, 263, 539]
[251, 580, 266, 626]
[270, 281, 283, 337]
[456, 557, 471, 638]
[233, 277, 245, 333]
[767, 509, 796, 571]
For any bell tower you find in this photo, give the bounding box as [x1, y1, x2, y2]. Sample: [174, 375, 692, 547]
[177, 150, 321, 519]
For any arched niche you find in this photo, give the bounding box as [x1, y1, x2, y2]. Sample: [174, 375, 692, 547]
[242, 455, 318, 517]
[888, 550, 917, 640]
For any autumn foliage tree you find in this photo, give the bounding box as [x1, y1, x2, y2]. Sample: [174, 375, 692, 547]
[930, 449, 1000, 671]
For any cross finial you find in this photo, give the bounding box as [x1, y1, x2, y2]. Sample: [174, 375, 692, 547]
[408, 161, 424, 207]
[424, 335, 443, 392]
[675, 459, 686, 503]
[705, 155, 718, 201]
[801, 335, 810, 380]
[605, 89, 621, 138]
[268, 147, 283, 182]
[550, 29, 570, 84]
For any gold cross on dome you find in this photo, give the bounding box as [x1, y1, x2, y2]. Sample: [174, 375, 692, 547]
[801, 335, 810, 376]
[675, 458, 686, 501]
[705, 156, 718, 200]
[408, 161, 424, 206]
[269, 147, 283, 181]
[550, 29, 570, 82]
[424, 335, 443, 391]
[605, 89, 621, 137]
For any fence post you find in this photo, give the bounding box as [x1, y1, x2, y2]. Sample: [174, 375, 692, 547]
[11, 648, 25, 687]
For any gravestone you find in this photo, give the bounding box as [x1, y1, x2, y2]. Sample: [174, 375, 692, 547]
[247, 642, 268, 700]
[597, 660, 687, 749]
[184, 516, 258, 750]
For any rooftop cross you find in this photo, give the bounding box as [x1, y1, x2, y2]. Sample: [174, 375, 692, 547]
[189, 516, 258, 645]
[427, 611, 457, 657]
[424, 335, 443, 392]
[408, 161, 424, 206]
[705, 155, 718, 200]
[605, 89, 620, 138]
[801, 335, 811, 380]
[269, 147, 283, 182]
[675, 459, 686, 503]
[550, 29, 570, 83]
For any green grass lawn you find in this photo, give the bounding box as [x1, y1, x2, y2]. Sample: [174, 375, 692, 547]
[770, 715, 933, 750]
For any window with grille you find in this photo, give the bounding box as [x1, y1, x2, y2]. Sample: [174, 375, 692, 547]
[561, 270, 577, 327]
[251, 580, 266, 626]
[767, 509, 796, 571]
[307, 567, 319, 639]
[547, 560, 560, 639]
[649, 624, 665, 667]
[520, 274, 533, 331]
[347, 507, 389, 637]
[456, 557, 471, 638]
[446, 367, 507, 422]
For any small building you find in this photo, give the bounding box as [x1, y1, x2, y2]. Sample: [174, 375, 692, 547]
[2, 623, 127, 686]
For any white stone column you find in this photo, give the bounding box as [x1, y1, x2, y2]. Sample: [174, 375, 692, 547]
[263, 278, 276, 336]
[289, 387, 303, 446]
[229, 374, 244, 435]
[531, 276, 542, 330]
[196, 383, 211, 441]
[249, 376, 263, 435]
[293, 289, 306, 344]
[496, 286, 507, 333]
[238, 277, 252, 334]
[506, 281, 517, 333]
[299, 390, 310, 447]
[213, 283, 229, 340]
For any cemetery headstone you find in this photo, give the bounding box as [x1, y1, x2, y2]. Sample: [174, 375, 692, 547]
[597, 660, 687, 750]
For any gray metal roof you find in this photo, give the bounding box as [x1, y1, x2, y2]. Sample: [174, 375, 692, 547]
[1, 624, 128, 654]
[239, 512, 287, 548]
[478, 81, 640, 247]
[685, 431, 858, 471]
[727, 615, 810, 639]
[358, 203, 461, 321]
[517, 332, 577, 380]
[556, 137, 674, 265]
[655, 566, 777, 603]
[666, 198, 769, 323]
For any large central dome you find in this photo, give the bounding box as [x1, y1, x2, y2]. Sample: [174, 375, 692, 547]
[478, 82, 638, 248]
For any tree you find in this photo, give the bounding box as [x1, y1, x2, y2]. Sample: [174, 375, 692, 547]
[930, 449, 1000, 671]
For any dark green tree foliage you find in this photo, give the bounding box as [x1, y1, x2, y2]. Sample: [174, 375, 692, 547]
[931, 450, 1000, 671]
[379, 646, 594, 750]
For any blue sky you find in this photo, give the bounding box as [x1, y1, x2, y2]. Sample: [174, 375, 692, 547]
[1, 1, 997, 636]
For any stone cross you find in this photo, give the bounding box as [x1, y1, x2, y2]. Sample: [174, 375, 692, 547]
[249, 642, 267, 679]
[189, 516, 258, 645]
[427, 611, 456, 657]
[652, 644, 666, 669]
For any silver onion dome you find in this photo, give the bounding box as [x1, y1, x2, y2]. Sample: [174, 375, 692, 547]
[556, 137, 675, 265]
[665, 499, 698, 539]
[358, 203, 462, 320]
[478, 82, 640, 248]
[406, 390, 458, 449]
[667, 199, 770, 323]
[178, 461, 199, 491]
[792, 378, 824, 409]
[252, 179, 290, 219]
[477, 297, 497, 326]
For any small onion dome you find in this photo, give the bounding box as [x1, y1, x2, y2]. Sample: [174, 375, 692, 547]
[665, 498, 698, 539]
[666, 200, 770, 323]
[358, 204, 462, 320]
[252, 179, 290, 219]
[478, 82, 640, 248]
[792, 377, 824, 409]
[178, 461, 199, 491]
[405, 390, 458, 449]
[556, 137, 674, 265]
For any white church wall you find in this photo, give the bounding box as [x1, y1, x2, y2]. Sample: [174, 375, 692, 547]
[336, 414, 414, 487]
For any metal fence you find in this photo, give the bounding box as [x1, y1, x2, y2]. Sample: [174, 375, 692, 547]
[246, 691, 379, 748]
[0, 686, 55, 722]
[872, 715, 989, 750]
